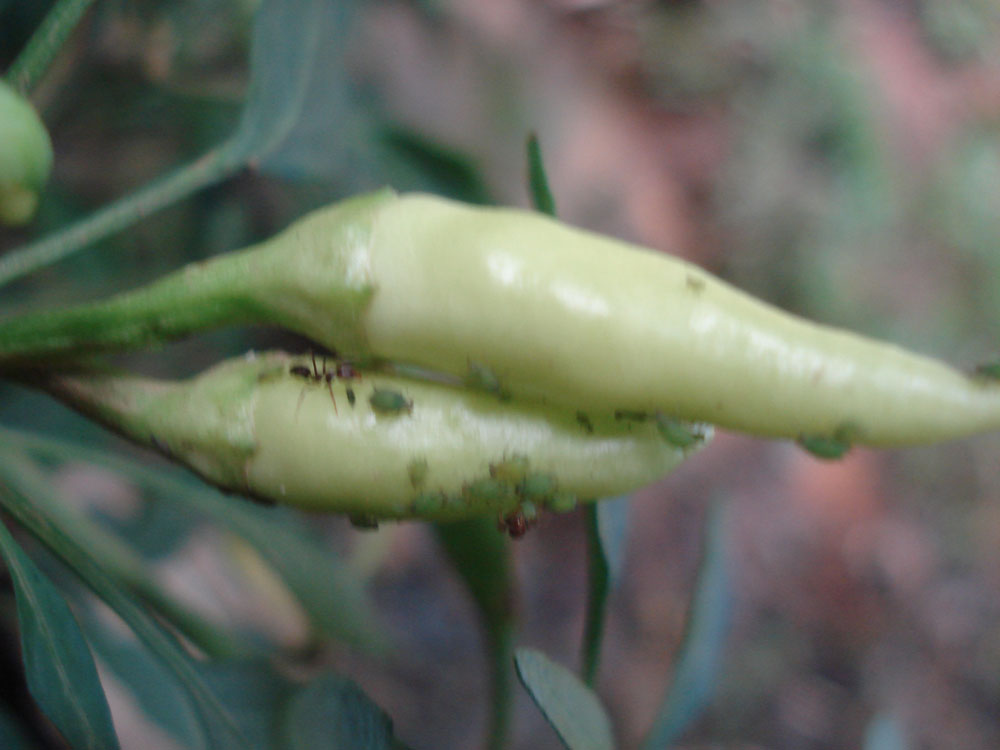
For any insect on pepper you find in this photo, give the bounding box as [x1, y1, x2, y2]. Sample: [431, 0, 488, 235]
[26, 352, 704, 521]
[4, 189, 1000, 448]
[369, 388, 412, 415]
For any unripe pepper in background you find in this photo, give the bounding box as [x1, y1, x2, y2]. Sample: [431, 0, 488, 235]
[0, 80, 52, 226]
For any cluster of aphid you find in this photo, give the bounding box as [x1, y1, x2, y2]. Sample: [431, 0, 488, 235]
[486, 456, 575, 540]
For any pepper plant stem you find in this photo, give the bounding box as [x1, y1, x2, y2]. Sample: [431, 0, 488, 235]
[6, 0, 96, 93]
[0, 141, 245, 289]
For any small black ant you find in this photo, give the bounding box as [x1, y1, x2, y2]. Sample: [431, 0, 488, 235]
[289, 353, 364, 414]
[290, 352, 338, 413]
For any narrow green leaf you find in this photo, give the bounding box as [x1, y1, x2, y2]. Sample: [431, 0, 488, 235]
[641, 502, 732, 750]
[595, 497, 630, 587]
[581, 496, 631, 685]
[0, 520, 120, 750]
[514, 648, 615, 750]
[279, 673, 397, 750]
[79, 608, 206, 749]
[6, 0, 97, 93]
[379, 126, 491, 204]
[0, 426, 387, 654]
[0, 0, 354, 287]
[0, 435, 250, 659]
[234, 0, 354, 161]
[526, 133, 557, 216]
[0, 458, 248, 749]
[580, 507, 609, 686]
[434, 518, 515, 750]
[197, 660, 296, 748]
[209, 500, 390, 654]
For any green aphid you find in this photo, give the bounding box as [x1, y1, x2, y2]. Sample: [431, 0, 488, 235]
[797, 422, 859, 460]
[520, 473, 558, 502]
[369, 388, 412, 415]
[465, 361, 506, 398]
[654, 414, 704, 448]
[407, 457, 429, 489]
[463, 477, 516, 506]
[489, 454, 530, 484]
[349, 513, 380, 530]
[413, 491, 447, 515]
[576, 411, 594, 433]
[974, 360, 1000, 381]
[614, 409, 648, 422]
[547, 492, 578, 514]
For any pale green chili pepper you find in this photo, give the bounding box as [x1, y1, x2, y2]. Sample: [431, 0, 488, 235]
[27, 352, 704, 520]
[0, 79, 53, 225]
[3, 189, 1000, 447]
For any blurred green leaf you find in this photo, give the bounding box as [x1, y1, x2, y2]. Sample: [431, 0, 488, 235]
[581, 506, 609, 686]
[279, 673, 398, 750]
[379, 126, 491, 204]
[0, 520, 120, 750]
[211, 499, 390, 654]
[0, 457, 248, 749]
[0, 436, 250, 659]
[233, 0, 361, 171]
[595, 497, 630, 591]
[863, 714, 909, 750]
[0, 425, 387, 654]
[81, 609, 206, 749]
[641, 502, 732, 750]
[0, 704, 35, 750]
[514, 648, 615, 750]
[526, 133, 557, 216]
[198, 660, 297, 748]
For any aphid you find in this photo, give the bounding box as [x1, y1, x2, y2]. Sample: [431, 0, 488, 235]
[519, 473, 557, 502]
[346, 386, 356, 406]
[465, 361, 507, 399]
[614, 409, 648, 422]
[547, 492, 578, 514]
[654, 414, 705, 448]
[369, 388, 412, 414]
[413, 491, 447, 515]
[407, 457, 429, 489]
[975, 360, 1000, 380]
[797, 422, 859, 460]
[685, 273, 706, 293]
[497, 510, 530, 539]
[576, 411, 593, 434]
[489, 455, 530, 484]
[349, 513, 379, 530]
[464, 477, 515, 506]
